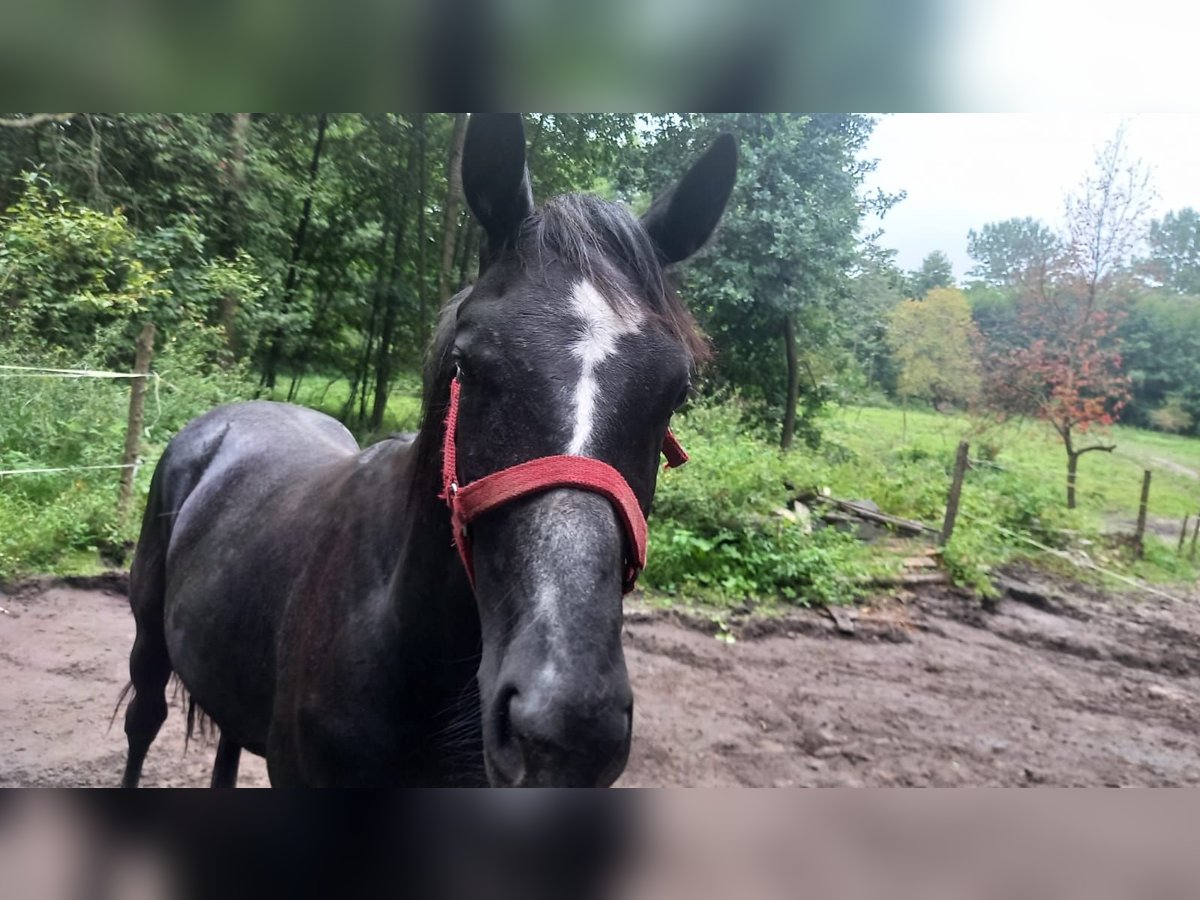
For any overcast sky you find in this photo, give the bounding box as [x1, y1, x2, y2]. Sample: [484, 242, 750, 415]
[860, 114, 1200, 279]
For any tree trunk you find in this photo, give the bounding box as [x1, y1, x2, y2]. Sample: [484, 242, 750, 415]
[285, 286, 335, 402]
[370, 124, 420, 432]
[781, 313, 800, 450]
[415, 114, 430, 347]
[438, 113, 468, 303]
[456, 220, 478, 292]
[217, 112, 252, 358]
[117, 323, 156, 523]
[262, 112, 329, 390]
[1065, 430, 1078, 509]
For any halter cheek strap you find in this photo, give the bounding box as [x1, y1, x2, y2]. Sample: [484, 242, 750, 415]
[439, 377, 687, 594]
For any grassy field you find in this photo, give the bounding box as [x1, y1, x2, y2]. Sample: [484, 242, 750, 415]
[808, 404, 1200, 592]
[4, 364, 1198, 596]
[826, 405, 1200, 529]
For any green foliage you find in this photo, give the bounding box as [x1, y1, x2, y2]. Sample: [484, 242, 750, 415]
[0, 172, 167, 352]
[886, 287, 981, 407]
[906, 250, 955, 297]
[843, 253, 906, 397]
[1142, 207, 1200, 295]
[1149, 394, 1195, 434]
[0, 325, 255, 581]
[645, 400, 868, 605]
[650, 520, 868, 606]
[1119, 291, 1200, 436]
[631, 113, 894, 446]
[967, 217, 1060, 288]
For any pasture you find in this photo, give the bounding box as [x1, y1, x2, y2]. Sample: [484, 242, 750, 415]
[4, 369, 1200, 596]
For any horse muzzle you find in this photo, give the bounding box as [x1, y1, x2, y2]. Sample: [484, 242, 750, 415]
[484, 665, 633, 788]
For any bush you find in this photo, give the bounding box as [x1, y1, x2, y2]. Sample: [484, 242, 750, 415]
[649, 520, 868, 606]
[645, 399, 868, 605]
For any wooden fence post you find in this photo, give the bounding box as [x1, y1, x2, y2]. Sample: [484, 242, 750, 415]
[1190, 512, 1200, 562]
[1179, 514, 1192, 555]
[118, 323, 156, 522]
[939, 441, 970, 546]
[1133, 469, 1152, 559]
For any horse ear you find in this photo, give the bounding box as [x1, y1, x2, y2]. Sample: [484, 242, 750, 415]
[641, 133, 737, 265]
[462, 113, 535, 260]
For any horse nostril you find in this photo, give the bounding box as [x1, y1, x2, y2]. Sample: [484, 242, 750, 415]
[496, 685, 517, 749]
[486, 684, 527, 785]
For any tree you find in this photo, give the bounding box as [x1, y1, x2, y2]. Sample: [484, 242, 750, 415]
[886, 287, 980, 408]
[844, 251, 906, 395]
[635, 113, 897, 450]
[1118, 291, 1200, 436]
[261, 113, 329, 390]
[438, 114, 467, 303]
[1141, 207, 1200, 295]
[907, 250, 954, 298]
[982, 129, 1149, 508]
[966, 217, 1061, 289]
[0, 172, 166, 352]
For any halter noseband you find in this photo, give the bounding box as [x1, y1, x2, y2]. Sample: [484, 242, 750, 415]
[439, 377, 688, 594]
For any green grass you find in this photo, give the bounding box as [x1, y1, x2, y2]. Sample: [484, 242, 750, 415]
[826, 404, 1200, 526]
[0, 359, 425, 582]
[642, 398, 1200, 606]
[5, 356, 1198, 599]
[819, 403, 1200, 589]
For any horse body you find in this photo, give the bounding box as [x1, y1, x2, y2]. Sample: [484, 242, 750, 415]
[127, 400, 485, 785]
[121, 114, 737, 787]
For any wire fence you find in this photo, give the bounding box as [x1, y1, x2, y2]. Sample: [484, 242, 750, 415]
[0, 361, 162, 481]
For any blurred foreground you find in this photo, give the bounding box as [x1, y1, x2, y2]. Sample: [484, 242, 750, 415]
[3, 790, 1200, 900]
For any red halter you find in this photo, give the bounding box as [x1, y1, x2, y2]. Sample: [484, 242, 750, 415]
[439, 377, 688, 594]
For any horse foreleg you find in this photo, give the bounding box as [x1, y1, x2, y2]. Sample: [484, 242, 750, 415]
[210, 733, 242, 788]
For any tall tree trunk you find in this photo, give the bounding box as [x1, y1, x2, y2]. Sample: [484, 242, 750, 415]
[262, 112, 329, 390]
[371, 126, 419, 432]
[781, 313, 800, 451]
[456, 220, 478, 292]
[439, 113, 468, 303]
[342, 215, 395, 421]
[285, 286, 334, 402]
[217, 112, 251, 358]
[351, 294, 381, 426]
[415, 114, 430, 347]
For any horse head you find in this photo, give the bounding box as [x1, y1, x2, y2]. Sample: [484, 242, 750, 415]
[440, 114, 736, 786]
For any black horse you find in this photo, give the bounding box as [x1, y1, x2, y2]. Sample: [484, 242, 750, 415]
[120, 114, 736, 787]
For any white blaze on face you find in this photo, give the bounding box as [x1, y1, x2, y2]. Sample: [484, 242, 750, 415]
[566, 279, 644, 456]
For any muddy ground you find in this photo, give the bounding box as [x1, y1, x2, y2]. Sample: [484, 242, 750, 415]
[2, 570, 1199, 787]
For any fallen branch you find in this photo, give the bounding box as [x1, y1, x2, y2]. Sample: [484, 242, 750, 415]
[810, 494, 938, 536]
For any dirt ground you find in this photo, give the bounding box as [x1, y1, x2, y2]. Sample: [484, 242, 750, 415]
[2, 570, 1199, 787]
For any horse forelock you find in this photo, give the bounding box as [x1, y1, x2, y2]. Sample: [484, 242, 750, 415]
[517, 194, 711, 365]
